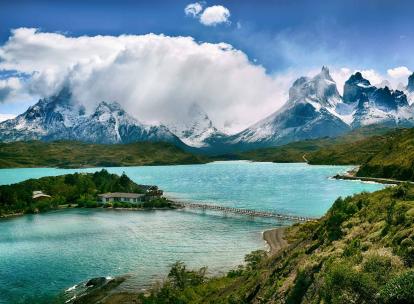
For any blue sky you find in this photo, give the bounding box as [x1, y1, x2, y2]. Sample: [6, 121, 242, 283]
[0, 0, 414, 129]
[2, 0, 414, 72]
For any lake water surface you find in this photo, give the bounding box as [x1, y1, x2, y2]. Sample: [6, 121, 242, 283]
[0, 162, 384, 303]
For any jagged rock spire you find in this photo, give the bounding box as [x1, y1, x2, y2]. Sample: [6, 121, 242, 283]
[408, 72, 414, 92]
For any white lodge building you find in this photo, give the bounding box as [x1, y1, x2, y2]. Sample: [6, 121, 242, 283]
[98, 192, 145, 204]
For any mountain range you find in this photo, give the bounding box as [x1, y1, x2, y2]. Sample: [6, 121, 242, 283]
[1, 67, 413, 153]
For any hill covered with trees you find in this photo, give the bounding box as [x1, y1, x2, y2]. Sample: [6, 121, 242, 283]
[0, 169, 168, 216]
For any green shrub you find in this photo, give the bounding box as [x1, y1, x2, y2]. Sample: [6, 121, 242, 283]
[379, 271, 414, 303]
[286, 268, 316, 304]
[322, 261, 377, 304]
[244, 250, 267, 270]
[392, 183, 409, 199]
[143, 198, 171, 209]
[77, 194, 98, 208]
[167, 261, 207, 290]
[343, 239, 362, 261]
[227, 265, 244, 278]
[362, 254, 394, 286]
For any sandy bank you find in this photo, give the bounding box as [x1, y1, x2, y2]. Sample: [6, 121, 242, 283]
[263, 227, 288, 255]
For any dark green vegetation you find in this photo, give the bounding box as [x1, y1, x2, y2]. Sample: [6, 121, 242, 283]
[236, 125, 392, 164]
[356, 128, 414, 181]
[238, 126, 414, 181]
[0, 141, 207, 168]
[0, 170, 163, 216]
[135, 184, 414, 303]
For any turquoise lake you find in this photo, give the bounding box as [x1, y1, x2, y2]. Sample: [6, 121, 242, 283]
[0, 162, 384, 303]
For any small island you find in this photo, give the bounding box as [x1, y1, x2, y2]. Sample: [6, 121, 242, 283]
[0, 169, 174, 218]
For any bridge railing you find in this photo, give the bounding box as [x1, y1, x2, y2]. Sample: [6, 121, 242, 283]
[172, 201, 317, 222]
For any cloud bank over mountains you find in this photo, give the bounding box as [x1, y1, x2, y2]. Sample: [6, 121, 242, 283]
[0, 28, 412, 133]
[0, 28, 289, 133]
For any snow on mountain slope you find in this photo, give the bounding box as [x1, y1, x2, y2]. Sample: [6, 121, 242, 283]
[0, 89, 182, 145]
[343, 72, 413, 127]
[230, 67, 350, 148]
[165, 103, 227, 148]
[1, 68, 414, 152]
[229, 68, 414, 150]
[0, 88, 79, 141]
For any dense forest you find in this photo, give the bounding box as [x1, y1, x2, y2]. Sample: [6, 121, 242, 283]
[0, 170, 169, 216]
[127, 184, 414, 303]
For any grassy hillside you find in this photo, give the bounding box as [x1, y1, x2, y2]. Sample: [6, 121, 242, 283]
[237, 126, 414, 181]
[0, 141, 207, 168]
[308, 128, 414, 181]
[236, 125, 393, 164]
[357, 128, 414, 181]
[235, 138, 333, 163]
[133, 184, 414, 304]
[306, 133, 390, 165]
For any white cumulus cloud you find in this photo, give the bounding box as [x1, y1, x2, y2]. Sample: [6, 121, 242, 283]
[199, 5, 230, 26]
[387, 66, 412, 79]
[185, 3, 230, 26]
[0, 28, 291, 134]
[184, 2, 203, 17]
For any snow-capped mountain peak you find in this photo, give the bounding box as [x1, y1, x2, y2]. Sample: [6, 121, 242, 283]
[342, 72, 412, 127]
[229, 67, 414, 150]
[165, 103, 225, 148]
[0, 89, 183, 146]
[230, 67, 350, 148]
[289, 66, 341, 110]
[1, 67, 414, 153]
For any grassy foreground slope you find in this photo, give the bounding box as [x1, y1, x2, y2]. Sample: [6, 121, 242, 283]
[137, 184, 414, 304]
[0, 141, 207, 168]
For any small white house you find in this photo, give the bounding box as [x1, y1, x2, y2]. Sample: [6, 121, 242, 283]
[32, 191, 51, 200]
[97, 192, 145, 204]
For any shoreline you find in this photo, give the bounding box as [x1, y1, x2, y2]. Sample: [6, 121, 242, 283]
[0, 203, 181, 220]
[263, 227, 288, 255]
[333, 168, 413, 185]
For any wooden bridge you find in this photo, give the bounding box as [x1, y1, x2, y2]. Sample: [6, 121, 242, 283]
[172, 201, 317, 222]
